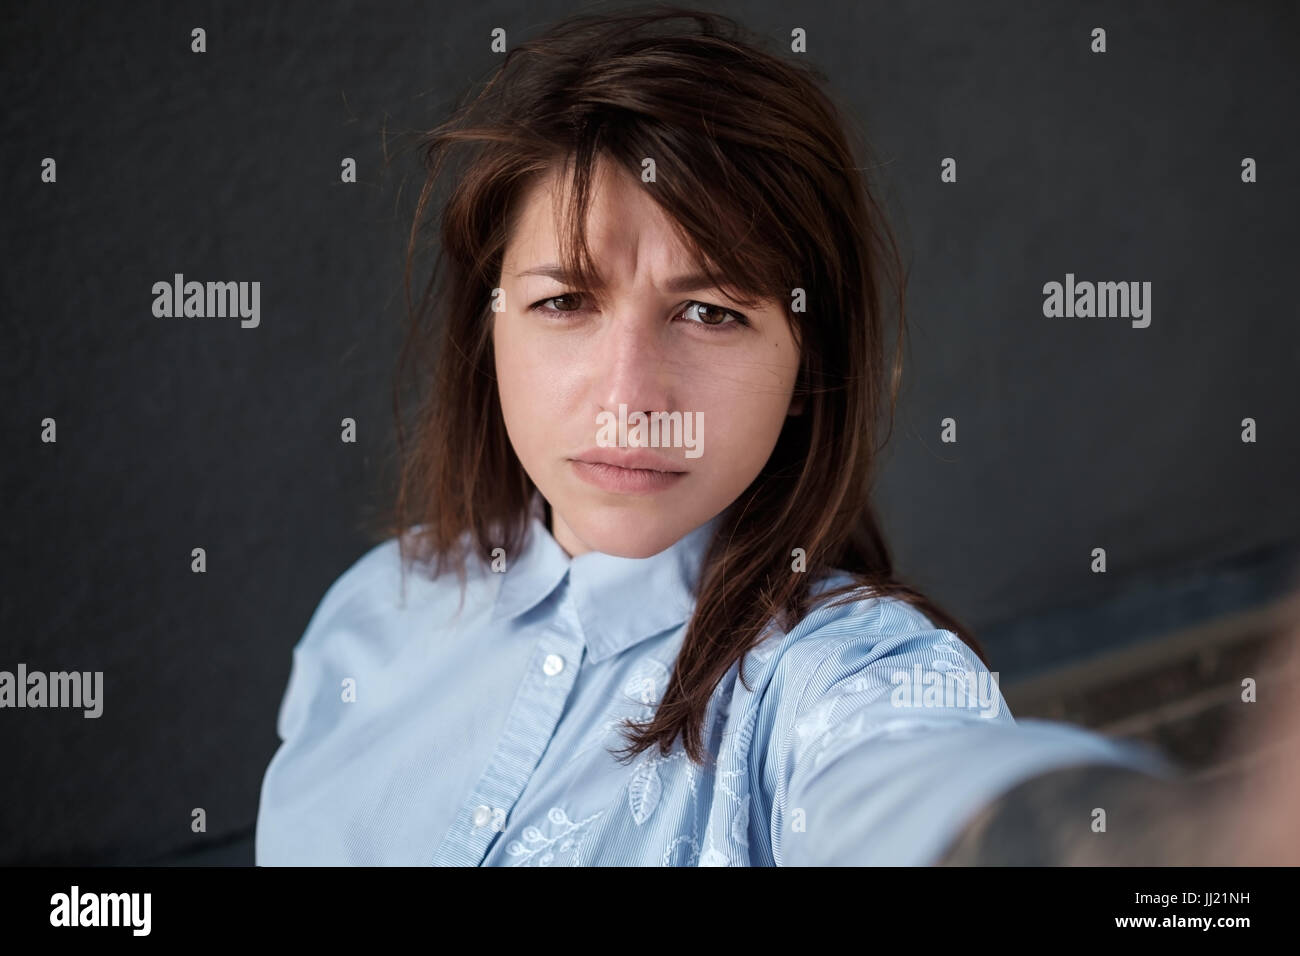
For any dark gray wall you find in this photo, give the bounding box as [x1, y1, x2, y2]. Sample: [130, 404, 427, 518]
[2, 0, 1296, 864]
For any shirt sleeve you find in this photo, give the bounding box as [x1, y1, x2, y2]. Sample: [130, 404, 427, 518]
[272, 542, 392, 744]
[273, 583, 339, 745]
[773, 600, 1177, 866]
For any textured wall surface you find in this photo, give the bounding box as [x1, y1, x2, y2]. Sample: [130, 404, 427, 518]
[2, 0, 1297, 864]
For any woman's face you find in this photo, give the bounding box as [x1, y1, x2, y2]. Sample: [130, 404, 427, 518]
[495, 156, 802, 558]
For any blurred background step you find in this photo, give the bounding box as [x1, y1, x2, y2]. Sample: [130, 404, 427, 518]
[1003, 592, 1300, 775]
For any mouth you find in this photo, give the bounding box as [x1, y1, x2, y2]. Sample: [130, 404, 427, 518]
[567, 456, 687, 494]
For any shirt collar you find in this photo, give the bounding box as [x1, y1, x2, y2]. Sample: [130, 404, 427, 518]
[491, 491, 726, 664]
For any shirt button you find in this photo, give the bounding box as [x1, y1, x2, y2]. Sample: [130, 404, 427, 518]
[472, 805, 492, 827]
[542, 653, 565, 676]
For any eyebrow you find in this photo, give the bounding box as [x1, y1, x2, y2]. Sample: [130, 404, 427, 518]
[513, 264, 722, 296]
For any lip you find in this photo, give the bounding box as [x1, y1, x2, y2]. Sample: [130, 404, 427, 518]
[568, 448, 687, 494]
[571, 448, 686, 472]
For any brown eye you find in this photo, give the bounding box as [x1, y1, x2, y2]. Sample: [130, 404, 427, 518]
[529, 293, 588, 316]
[682, 300, 745, 329]
[548, 293, 582, 312]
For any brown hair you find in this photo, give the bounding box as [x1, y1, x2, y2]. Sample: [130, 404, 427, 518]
[374, 5, 991, 767]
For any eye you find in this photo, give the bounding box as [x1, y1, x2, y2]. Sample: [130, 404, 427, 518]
[680, 300, 749, 330]
[526, 293, 749, 331]
[529, 293, 587, 314]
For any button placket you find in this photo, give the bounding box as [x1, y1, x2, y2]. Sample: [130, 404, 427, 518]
[432, 586, 588, 865]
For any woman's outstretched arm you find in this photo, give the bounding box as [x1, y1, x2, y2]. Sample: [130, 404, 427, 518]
[768, 601, 1177, 865]
[776, 603, 1300, 866]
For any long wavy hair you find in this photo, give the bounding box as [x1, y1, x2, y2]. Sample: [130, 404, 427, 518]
[372, 5, 991, 767]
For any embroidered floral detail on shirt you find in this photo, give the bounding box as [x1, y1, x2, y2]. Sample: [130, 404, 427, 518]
[729, 792, 750, 846]
[563, 657, 672, 769]
[658, 754, 704, 865]
[662, 833, 701, 866]
[699, 846, 730, 866]
[505, 805, 605, 866]
[796, 701, 966, 779]
[624, 657, 670, 708]
[928, 632, 971, 697]
[697, 767, 748, 865]
[624, 744, 700, 825]
[628, 756, 662, 825]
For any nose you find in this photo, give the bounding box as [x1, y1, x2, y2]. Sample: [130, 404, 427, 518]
[592, 304, 675, 420]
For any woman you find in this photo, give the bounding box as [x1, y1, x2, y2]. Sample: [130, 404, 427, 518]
[255, 7, 1297, 866]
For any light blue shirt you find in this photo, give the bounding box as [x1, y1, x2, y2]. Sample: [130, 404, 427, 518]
[256, 495, 1173, 866]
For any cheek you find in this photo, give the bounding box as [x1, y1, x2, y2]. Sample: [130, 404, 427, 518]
[693, 354, 797, 456]
[493, 319, 575, 452]
[707, 394, 789, 475]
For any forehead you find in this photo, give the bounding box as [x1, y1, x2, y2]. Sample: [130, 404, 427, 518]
[502, 158, 699, 274]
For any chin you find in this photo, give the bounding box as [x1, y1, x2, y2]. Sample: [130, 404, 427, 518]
[563, 503, 691, 558]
